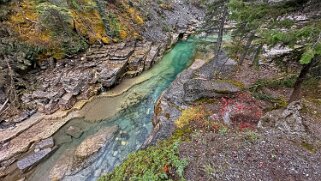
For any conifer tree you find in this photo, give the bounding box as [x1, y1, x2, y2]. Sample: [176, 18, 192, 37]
[227, 0, 321, 102]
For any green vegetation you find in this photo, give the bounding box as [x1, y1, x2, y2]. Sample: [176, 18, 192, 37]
[225, 0, 321, 102]
[0, 0, 145, 61]
[99, 138, 188, 181]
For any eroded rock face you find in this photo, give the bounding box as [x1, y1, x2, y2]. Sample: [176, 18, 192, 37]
[75, 126, 118, 160]
[15, 41, 160, 119]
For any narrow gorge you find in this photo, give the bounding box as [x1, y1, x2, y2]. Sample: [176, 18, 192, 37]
[1, 0, 321, 181]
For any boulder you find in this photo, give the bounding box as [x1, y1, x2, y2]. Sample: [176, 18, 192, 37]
[58, 93, 76, 110]
[74, 126, 118, 159]
[34, 137, 54, 151]
[17, 148, 53, 171]
[99, 61, 127, 88]
[65, 126, 83, 139]
[183, 79, 240, 102]
[99, 68, 118, 87]
[258, 101, 306, 133]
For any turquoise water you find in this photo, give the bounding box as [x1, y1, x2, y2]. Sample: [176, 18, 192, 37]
[29, 38, 199, 181]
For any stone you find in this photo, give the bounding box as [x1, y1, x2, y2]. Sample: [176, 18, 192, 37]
[183, 79, 240, 102]
[61, 78, 85, 96]
[65, 126, 83, 138]
[58, 93, 76, 110]
[136, 128, 148, 143]
[17, 148, 53, 171]
[99, 68, 118, 87]
[99, 60, 127, 88]
[258, 101, 306, 133]
[78, 85, 99, 100]
[75, 126, 118, 159]
[34, 137, 54, 151]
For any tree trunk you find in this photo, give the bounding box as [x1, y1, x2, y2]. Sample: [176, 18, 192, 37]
[239, 32, 255, 65]
[288, 58, 317, 103]
[215, 4, 228, 56]
[289, 33, 321, 103]
[251, 43, 263, 67]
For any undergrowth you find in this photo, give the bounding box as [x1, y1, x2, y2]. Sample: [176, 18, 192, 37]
[99, 137, 188, 181]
